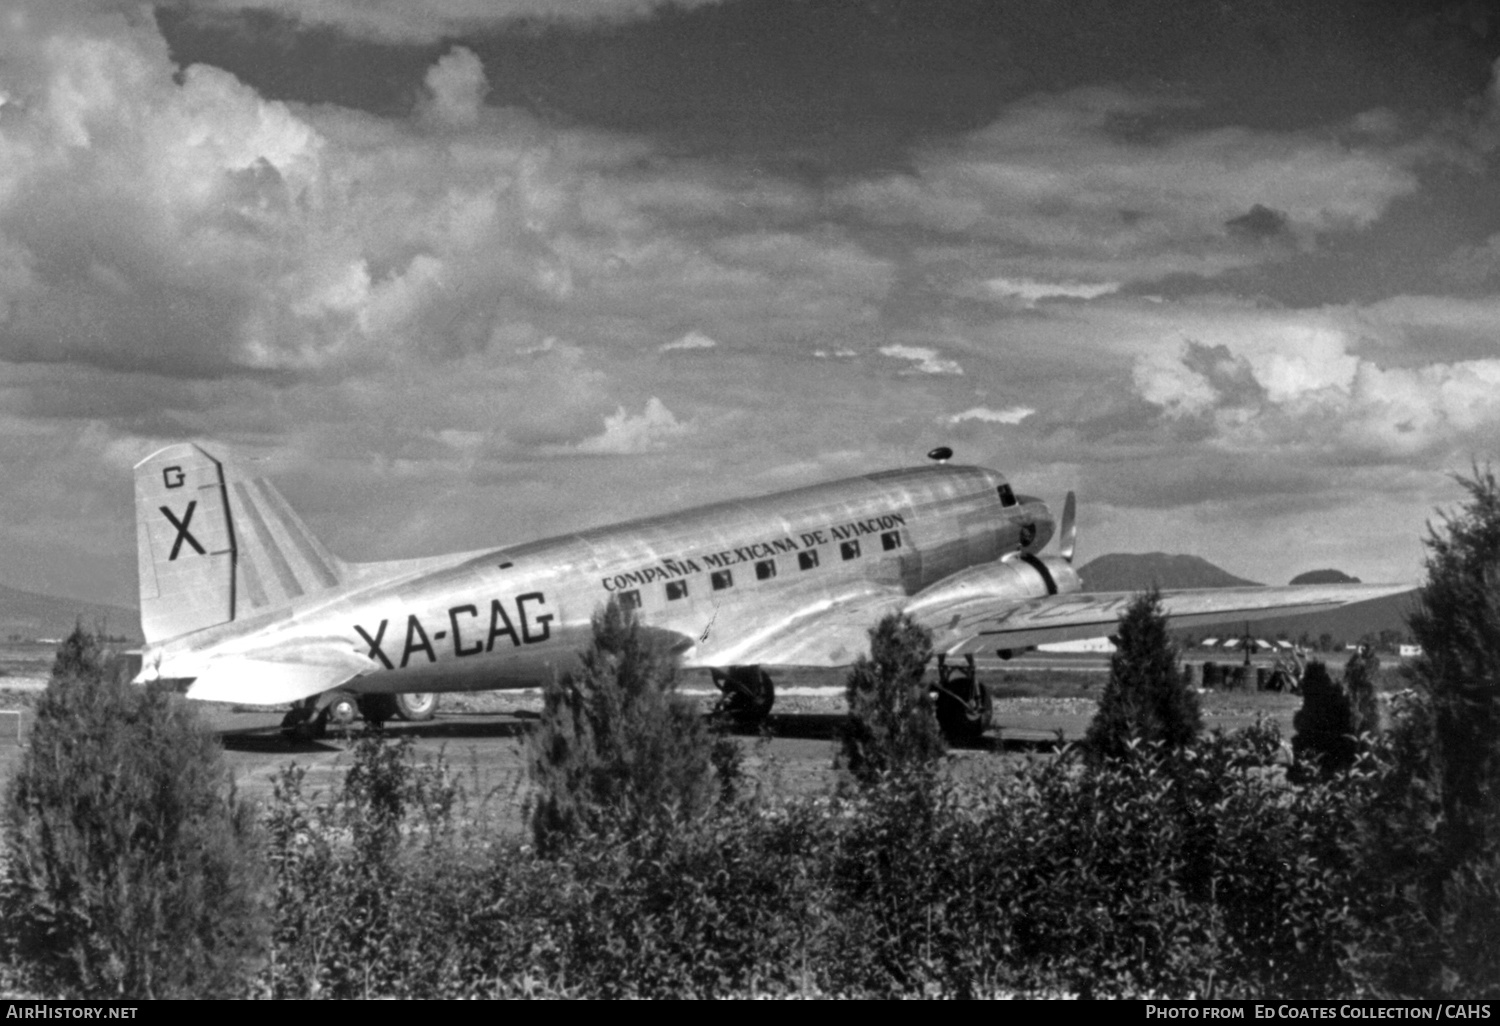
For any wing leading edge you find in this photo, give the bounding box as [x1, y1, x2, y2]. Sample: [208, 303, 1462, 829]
[936, 583, 1417, 656]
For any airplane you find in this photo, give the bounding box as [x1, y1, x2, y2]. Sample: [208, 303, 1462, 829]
[132, 443, 1414, 740]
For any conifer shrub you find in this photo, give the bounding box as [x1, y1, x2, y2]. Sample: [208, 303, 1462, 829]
[528, 599, 716, 854]
[1352, 466, 1500, 996]
[1344, 647, 1382, 739]
[1085, 588, 1202, 760]
[1404, 467, 1500, 873]
[1, 624, 264, 998]
[838, 612, 946, 786]
[1292, 660, 1360, 776]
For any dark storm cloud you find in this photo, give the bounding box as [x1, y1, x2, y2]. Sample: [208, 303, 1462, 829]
[1225, 204, 1290, 242]
[158, 0, 1500, 171]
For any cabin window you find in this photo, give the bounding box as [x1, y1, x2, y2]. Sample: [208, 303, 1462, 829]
[666, 580, 689, 601]
[998, 484, 1017, 507]
[798, 550, 819, 571]
[840, 540, 861, 561]
[711, 570, 734, 591]
[755, 559, 777, 580]
[618, 589, 642, 610]
[881, 530, 902, 551]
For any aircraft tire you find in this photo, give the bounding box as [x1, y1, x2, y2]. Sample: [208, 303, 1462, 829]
[358, 694, 399, 726]
[715, 666, 775, 728]
[325, 694, 359, 731]
[935, 673, 992, 745]
[395, 692, 438, 721]
[280, 701, 320, 741]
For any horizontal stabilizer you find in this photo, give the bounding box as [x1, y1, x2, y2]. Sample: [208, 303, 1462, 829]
[174, 640, 379, 706]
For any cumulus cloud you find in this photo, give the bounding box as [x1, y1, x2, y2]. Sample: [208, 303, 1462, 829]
[837, 87, 1421, 285]
[1225, 203, 1291, 242]
[985, 277, 1121, 307]
[660, 330, 717, 351]
[4, 1, 1497, 601]
[949, 406, 1035, 425]
[418, 46, 488, 129]
[879, 345, 964, 375]
[575, 397, 691, 454]
[1127, 303, 1500, 457]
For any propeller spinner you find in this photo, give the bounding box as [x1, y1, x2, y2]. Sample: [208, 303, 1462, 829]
[1059, 490, 1077, 564]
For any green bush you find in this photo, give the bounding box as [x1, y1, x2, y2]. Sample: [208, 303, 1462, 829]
[1, 624, 264, 998]
[1086, 588, 1202, 760]
[1349, 467, 1500, 997]
[257, 718, 1455, 998]
[1405, 467, 1500, 873]
[528, 599, 717, 854]
[264, 731, 465, 998]
[838, 613, 945, 786]
[1344, 647, 1382, 738]
[1292, 660, 1360, 776]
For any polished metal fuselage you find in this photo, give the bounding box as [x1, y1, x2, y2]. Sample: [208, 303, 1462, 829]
[149, 464, 1054, 693]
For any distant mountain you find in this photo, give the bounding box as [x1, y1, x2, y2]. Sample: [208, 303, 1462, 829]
[0, 584, 140, 643]
[1076, 554, 1411, 647]
[1077, 553, 1262, 592]
[1290, 568, 1361, 585]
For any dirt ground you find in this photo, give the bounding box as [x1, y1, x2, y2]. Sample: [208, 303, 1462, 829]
[0, 657, 1320, 839]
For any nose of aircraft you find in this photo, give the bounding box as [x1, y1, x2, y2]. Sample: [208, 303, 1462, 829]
[1013, 494, 1055, 553]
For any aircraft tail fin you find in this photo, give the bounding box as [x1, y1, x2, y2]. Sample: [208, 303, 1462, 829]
[135, 444, 345, 644]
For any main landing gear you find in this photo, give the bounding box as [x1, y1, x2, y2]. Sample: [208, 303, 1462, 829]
[356, 692, 439, 727]
[932, 654, 993, 745]
[280, 691, 439, 739]
[712, 665, 775, 729]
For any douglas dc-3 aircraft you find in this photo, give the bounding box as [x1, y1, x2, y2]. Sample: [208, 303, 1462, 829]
[133, 443, 1412, 739]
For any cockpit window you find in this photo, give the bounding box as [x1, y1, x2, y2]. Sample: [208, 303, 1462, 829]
[997, 484, 1017, 508]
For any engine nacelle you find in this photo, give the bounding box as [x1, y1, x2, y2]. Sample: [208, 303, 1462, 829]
[904, 553, 1082, 621]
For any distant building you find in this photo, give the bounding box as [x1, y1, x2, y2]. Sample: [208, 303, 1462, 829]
[1038, 636, 1117, 654]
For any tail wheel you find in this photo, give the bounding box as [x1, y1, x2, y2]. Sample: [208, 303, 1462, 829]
[395, 692, 438, 721]
[934, 655, 992, 744]
[712, 666, 775, 728]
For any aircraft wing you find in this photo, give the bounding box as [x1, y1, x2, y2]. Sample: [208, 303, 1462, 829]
[933, 583, 1417, 656]
[142, 638, 382, 706]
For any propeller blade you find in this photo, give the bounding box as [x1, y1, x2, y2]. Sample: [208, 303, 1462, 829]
[1059, 490, 1077, 563]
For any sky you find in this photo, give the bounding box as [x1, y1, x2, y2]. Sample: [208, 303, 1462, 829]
[2, 0, 1500, 608]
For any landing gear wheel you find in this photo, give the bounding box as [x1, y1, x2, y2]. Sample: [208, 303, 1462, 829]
[358, 694, 399, 727]
[934, 654, 992, 745]
[280, 699, 320, 741]
[323, 693, 359, 735]
[712, 666, 775, 729]
[395, 692, 438, 721]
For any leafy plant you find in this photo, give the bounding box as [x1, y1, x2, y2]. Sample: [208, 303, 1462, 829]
[1085, 588, 1202, 760]
[1, 624, 264, 998]
[1405, 466, 1500, 872]
[1292, 659, 1360, 776]
[528, 599, 717, 853]
[838, 613, 946, 786]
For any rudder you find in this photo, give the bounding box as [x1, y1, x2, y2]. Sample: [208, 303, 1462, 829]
[136, 444, 236, 643]
[136, 444, 346, 644]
